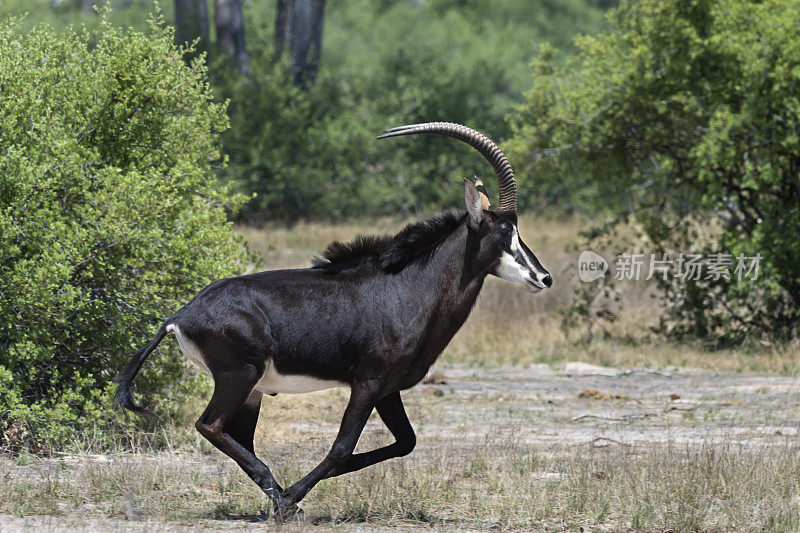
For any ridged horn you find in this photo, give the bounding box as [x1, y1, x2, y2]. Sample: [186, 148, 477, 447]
[377, 122, 517, 212]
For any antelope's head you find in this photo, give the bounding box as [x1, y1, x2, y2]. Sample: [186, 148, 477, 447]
[378, 122, 552, 292]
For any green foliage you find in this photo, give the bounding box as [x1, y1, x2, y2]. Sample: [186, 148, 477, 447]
[0, 14, 250, 448]
[0, 1, 610, 220]
[0, 0, 160, 32]
[219, 49, 397, 220]
[509, 0, 800, 342]
[221, 0, 608, 220]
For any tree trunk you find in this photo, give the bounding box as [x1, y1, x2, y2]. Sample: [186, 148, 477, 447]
[274, 0, 326, 87]
[215, 0, 250, 74]
[174, 0, 210, 52]
[81, 0, 95, 13]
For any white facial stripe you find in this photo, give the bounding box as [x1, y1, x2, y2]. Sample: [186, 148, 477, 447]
[510, 229, 536, 272]
[494, 227, 548, 288]
[495, 251, 530, 283]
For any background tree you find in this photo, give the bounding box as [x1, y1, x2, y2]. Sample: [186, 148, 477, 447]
[215, 0, 249, 73]
[274, 0, 325, 86]
[174, 0, 209, 51]
[215, 0, 606, 220]
[2, 0, 608, 221]
[508, 0, 800, 343]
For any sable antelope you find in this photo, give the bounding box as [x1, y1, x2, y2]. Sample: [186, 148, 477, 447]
[116, 122, 552, 518]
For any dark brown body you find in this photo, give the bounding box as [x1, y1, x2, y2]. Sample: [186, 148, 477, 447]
[116, 122, 552, 519]
[172, 218, 486, 392]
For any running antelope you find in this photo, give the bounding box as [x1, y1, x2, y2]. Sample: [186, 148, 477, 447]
[116, 122, 552, 518]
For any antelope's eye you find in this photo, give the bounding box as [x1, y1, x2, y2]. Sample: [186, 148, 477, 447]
[498, 222, 511, 235]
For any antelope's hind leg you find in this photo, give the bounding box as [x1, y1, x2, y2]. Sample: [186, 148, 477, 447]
[227, 390, 262, 455]
[195, 364, 284, 509]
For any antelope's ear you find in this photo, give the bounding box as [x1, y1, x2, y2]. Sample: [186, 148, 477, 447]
[464, 179, 484, 230]
[474, 177, 490, 210]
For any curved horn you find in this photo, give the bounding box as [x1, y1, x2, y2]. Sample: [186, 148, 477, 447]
[377, 122, 517, 212]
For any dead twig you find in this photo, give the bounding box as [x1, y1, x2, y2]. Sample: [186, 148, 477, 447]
[561, 369, 618, 377]
[622, 368, 673, 378]
[570, 413, 656, 422]
[561, 367, 673, 378]
[666, 405, 697, 412]
[589, 437, 631, 448]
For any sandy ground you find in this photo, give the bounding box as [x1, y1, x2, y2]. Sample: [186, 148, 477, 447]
[3, 362, 799, 532]
[432, 362, 800, 448]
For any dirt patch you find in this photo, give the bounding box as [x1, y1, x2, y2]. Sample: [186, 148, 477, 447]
[577, 388, 627, 400]
[422, 371, 447, 385]
[426, 362, 800, 448]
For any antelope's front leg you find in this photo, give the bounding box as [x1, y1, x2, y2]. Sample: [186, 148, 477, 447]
[275, 381, 382, 519]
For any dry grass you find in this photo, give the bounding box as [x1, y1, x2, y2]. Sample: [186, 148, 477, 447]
[4, 423, 800, 530]
[5, 362, 800, 530]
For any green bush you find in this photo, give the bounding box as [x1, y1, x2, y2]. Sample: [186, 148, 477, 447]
[0, 14, 250, 449]
[509, 0, 800, 342]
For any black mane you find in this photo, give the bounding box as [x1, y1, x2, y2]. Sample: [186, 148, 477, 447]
[311, 212, 466, 274]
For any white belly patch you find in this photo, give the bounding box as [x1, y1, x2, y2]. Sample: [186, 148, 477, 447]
[167, 323, 346, 395]
[255, 361, 346, 395]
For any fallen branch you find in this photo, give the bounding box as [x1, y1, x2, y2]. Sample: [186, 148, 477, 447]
[570, 413, 656, 422]
[666, 405, 697, 412]
[622, 368, 673, 378]
[561, 367, 673, 378]
[589, 437, 631, 448]
[560, 369, 618, 378]
[51, 452, 112, 461]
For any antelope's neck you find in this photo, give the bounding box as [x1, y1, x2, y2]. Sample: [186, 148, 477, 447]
[397, 223, 488, 365]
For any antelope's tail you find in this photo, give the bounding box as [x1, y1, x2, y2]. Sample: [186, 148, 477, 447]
[115, 324, 170, 417]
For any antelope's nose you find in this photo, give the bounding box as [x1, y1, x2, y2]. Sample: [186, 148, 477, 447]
[542, 274, 553, 288]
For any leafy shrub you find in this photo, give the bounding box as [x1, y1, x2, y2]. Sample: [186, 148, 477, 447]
[0, 14, 250, 449]
[509, 0, 800, 343]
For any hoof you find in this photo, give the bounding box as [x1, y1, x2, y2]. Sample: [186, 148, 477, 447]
[273, 500, 304, 522]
